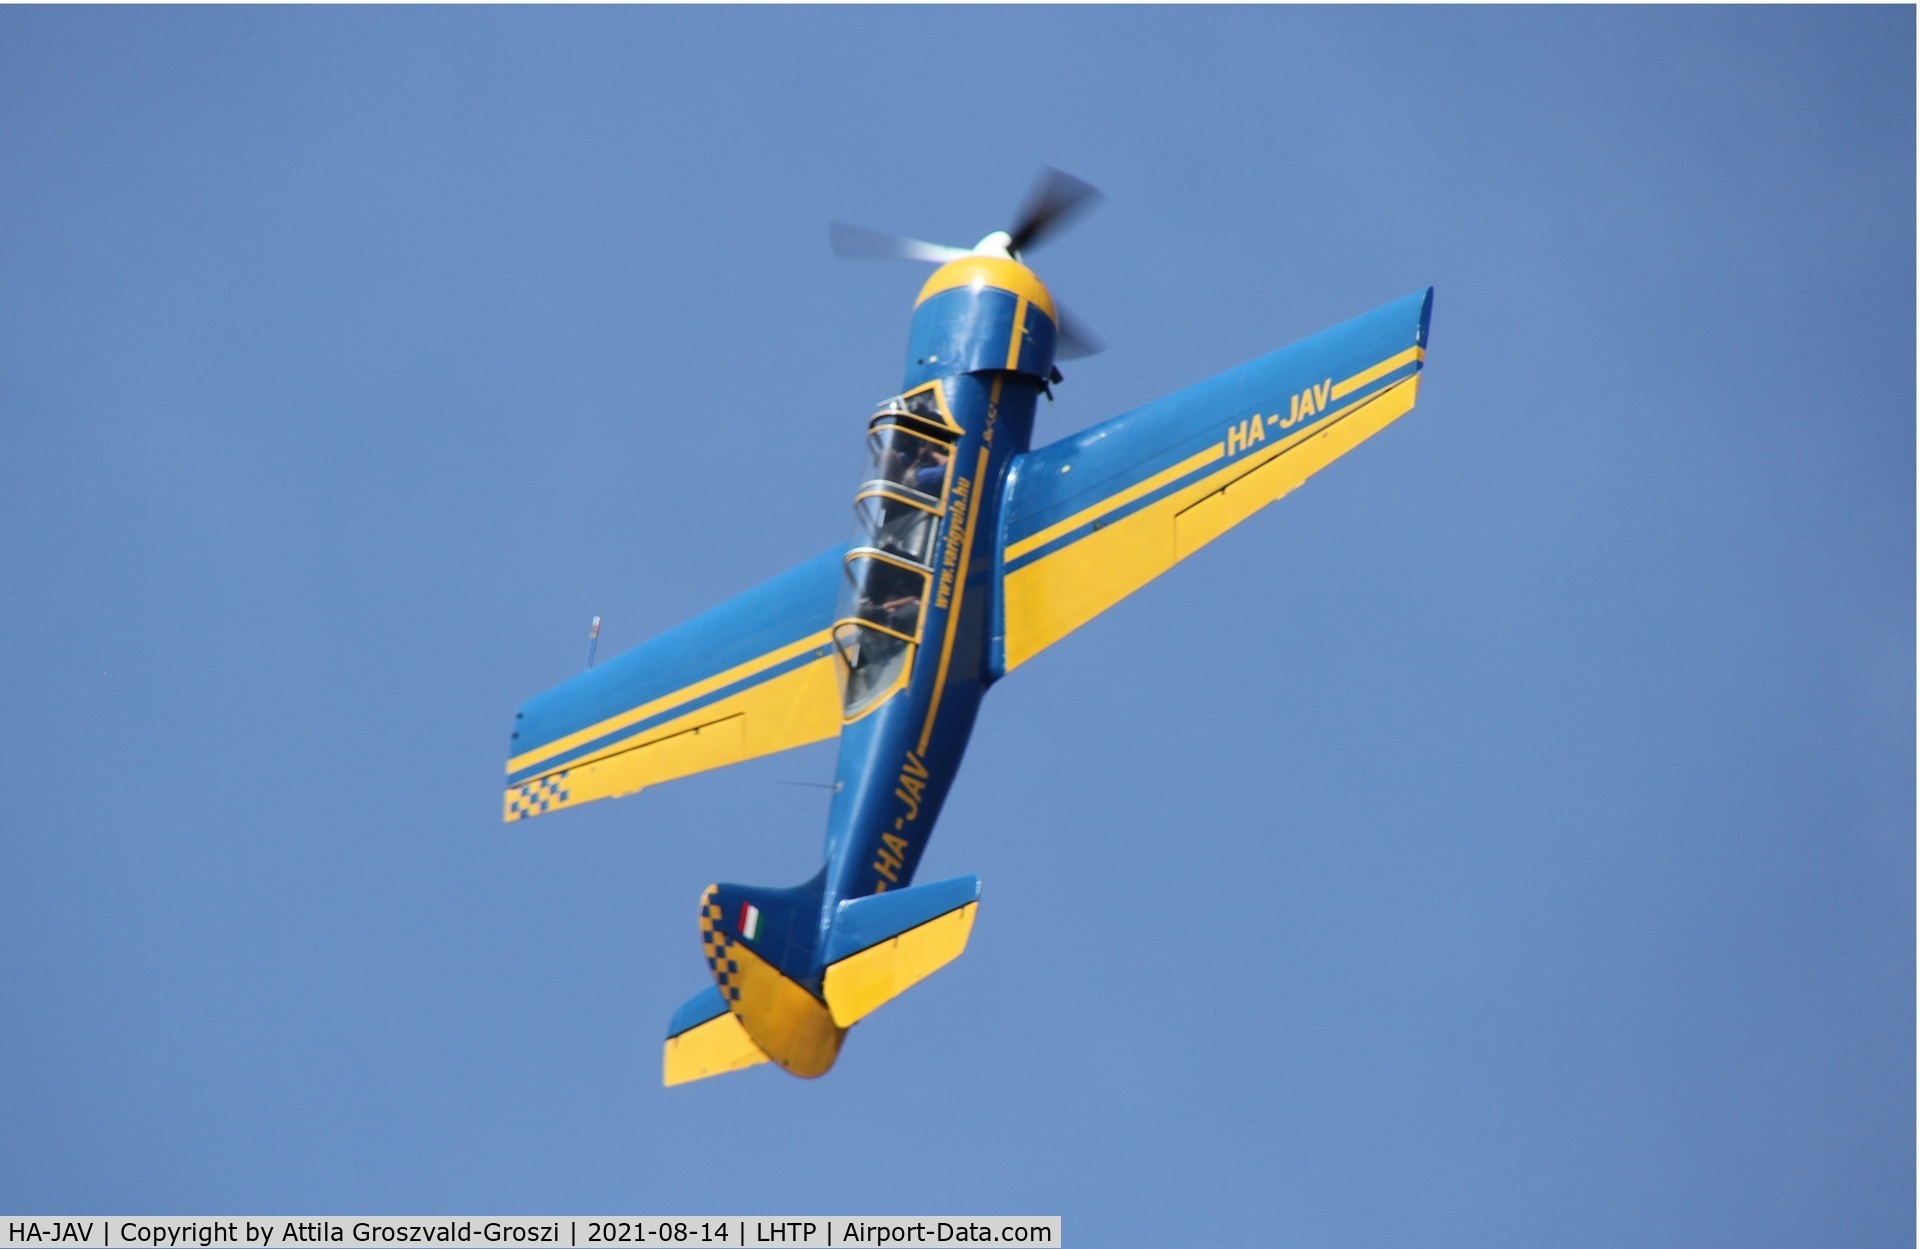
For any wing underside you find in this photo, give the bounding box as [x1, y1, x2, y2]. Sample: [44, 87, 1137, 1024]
[505, 547, 847, 821]
[995, 288, 1432, 671]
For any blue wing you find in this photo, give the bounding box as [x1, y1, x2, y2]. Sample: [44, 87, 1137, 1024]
[505, 546, 847, 821]
[994, 288, 1432, 672]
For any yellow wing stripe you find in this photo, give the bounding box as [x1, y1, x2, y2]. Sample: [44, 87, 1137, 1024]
[1330, 344, 1424, 402]
[503, 651, 841, 821]
[1002, 375, 1420, 670]
[821, 901, 978, 1028]
[1003, 442, 1225, 564]
[1174, 373, 1419, 558]
[1003, 347, 1421, 566]
[506, 628, 833, 776]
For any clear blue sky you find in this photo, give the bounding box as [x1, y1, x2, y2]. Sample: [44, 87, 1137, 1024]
[1, 7, 1911, 1244]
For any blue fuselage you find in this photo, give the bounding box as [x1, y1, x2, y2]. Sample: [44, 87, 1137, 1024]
[807, 261, 1058, 978]
[824, 374, 1037, 898]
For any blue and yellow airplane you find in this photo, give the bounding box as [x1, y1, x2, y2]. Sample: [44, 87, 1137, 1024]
[503, 171, 1433, 1085]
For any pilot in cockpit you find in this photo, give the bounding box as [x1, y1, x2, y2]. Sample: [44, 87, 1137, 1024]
[872, 427, 951, 502]
[910, 458, 947, 497]
[868, 583, 922, 635]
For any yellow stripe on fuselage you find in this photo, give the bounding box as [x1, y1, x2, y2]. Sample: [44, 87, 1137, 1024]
[919, 443, 991, 755]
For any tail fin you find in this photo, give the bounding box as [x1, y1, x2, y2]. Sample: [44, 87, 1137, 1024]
[667, 873, 981, 1085]
[699, 878, 845, 1078]
[822, 875, 980, 1027]
[662, 984, 768, 1086]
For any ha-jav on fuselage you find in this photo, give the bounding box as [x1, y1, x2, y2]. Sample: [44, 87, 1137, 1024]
[502, 173, 1434, 1084]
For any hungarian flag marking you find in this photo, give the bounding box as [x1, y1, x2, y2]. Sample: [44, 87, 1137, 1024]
[738, 902, 762, 941]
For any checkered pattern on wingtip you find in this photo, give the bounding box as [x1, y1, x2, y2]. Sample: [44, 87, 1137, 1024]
[504, 771, 571, 822]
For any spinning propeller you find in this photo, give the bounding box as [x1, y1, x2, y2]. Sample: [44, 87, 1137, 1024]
[830, 167, 1105, 360]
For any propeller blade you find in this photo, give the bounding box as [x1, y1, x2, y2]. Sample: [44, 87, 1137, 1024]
[1006, 167, 1102, 258]
[830, 221, 969, 264]
[1054, 301, 1104, 360]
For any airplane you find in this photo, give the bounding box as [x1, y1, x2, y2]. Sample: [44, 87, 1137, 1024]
[502, 170, 1433, 1085]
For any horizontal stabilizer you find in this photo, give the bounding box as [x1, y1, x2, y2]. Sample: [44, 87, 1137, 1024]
[822, 875, 981, 1027]
[663, 984, 768, 1087]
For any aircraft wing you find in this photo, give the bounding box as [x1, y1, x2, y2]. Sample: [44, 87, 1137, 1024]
[505, 546, 847, 821]
[993, 288, 1432, 673]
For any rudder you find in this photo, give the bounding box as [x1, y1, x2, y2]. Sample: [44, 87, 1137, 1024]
[700, 880, 845, 1078]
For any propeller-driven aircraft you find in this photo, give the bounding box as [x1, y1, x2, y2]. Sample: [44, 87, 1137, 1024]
[503, 170, 1434, 1085]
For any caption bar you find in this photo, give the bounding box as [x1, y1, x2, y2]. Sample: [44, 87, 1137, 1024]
[5, 1222, 1059, 1249]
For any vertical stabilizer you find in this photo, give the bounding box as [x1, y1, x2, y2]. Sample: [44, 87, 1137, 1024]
[700, 883, 845, 1078]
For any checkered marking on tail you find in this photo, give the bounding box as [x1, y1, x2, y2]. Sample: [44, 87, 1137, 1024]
[506, 772, 571, 821]
[699, 887, 742, 1003]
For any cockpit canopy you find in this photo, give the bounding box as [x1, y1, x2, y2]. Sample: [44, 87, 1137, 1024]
[832, 399, 959, 717]
[866, 421, 951, 503]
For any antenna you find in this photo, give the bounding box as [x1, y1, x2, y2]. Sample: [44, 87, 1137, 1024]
[585, 615, 601, 670]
